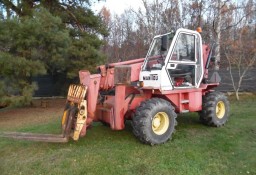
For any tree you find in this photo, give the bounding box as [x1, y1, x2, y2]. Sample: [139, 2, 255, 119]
[101, 0, 183, 63]
[99, 7, 148, 63]
[0, 8, 70, 106]
[0, 1, 108, 106]
[0, 0, 108, 74]
[223, 27, 256, 100]
[133, 0, 181, 42]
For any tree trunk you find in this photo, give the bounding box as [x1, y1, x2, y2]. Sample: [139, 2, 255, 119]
[6, 5, 11, 18]
[235, 90, 240, 100]
[214, 0, 222, 71]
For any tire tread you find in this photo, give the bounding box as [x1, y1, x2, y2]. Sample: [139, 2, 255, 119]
[199, 91, 230, 127]
[132, 98, 177, 145]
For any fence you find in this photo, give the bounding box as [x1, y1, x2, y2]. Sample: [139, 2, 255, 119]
[33, 68, 256, 97]
[210, 68, 256, 92]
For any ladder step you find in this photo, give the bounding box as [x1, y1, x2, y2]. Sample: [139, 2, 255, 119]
[181, 110, 189, 113]
[181, 100, 189, 103]
[97, 106, 112, 112]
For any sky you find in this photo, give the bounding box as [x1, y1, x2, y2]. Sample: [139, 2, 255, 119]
[91, 0, 144, 15]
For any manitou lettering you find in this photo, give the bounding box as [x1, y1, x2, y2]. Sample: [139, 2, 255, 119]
[143, 74, 158, 80]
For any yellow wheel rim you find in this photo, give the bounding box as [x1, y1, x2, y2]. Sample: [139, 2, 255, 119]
[152, 112, 169, 135]
[216, 101, 225, 119]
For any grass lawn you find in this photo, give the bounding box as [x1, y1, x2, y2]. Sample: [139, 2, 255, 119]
[0, 95, 255, 175]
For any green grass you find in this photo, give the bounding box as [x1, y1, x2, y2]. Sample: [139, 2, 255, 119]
[0, 95, 256, 175]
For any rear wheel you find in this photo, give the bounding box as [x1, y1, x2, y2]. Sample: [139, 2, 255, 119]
[132, 98, 177, 145]
[199, 91, 230, 127]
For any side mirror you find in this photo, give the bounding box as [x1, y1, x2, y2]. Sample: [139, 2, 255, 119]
[161, 35, 168, 51]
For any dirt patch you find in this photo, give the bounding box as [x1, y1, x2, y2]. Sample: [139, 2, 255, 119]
[0, 99, 66, 130]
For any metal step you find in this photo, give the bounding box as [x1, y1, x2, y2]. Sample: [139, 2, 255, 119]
[97, 106, 112, 112]
[0, 132, 69, 143]
[181, 110, 189, 113]
[181, 100, 189, 103]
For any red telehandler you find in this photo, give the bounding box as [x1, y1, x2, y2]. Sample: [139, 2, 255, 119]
[1, 28, 230, 145]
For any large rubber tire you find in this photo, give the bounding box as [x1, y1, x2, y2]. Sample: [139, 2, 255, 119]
[199, 91, 230, 127]
[132, 98, 177, 145]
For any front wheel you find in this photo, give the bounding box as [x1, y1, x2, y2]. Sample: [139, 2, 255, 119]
[132, 98, 177, 145]
[199, 91, 230, 127]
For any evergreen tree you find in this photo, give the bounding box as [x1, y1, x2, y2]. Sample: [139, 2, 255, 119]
[0, 1, 108, 106]
[0, 8, 70, 106]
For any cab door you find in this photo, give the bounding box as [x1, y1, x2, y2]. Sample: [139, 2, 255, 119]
[165, 31, 203, 88]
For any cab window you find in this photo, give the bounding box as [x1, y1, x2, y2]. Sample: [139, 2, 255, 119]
[170, 34, 195, 62]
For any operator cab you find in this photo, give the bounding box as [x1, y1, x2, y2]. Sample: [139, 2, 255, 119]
[140, 28, 204, 91]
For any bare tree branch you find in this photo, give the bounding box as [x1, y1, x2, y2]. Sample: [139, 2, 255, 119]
[0, 0, 23, 16]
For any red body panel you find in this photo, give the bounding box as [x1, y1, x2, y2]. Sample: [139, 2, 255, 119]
[98, 59, 144, 90]
[79, 70, 101, 136]
[164, 86, 217, 111]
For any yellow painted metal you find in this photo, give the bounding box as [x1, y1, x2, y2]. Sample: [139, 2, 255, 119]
[73, 100, 87, 141]
[0, 84, 88, 143]
[65, 84, 88, 140]
[152, 112, 169, 135]
[67, 84, 87, 103]
[61, 110, 68, 126]
[216, 101, 225, 119]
